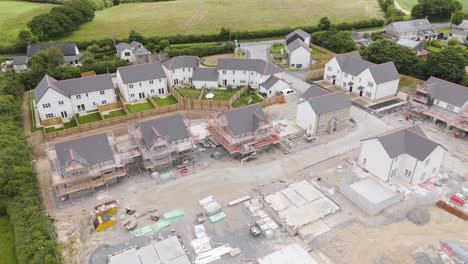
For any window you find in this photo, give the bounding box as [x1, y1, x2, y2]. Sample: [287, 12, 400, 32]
[149, 80, 154, 84]
[183, 68, 185, 72]
[189, 77, 192, 83]
[158, 88, 164, 95]
[327, 66, 332, 71]
[76, 95, 81, 99]
[240, 80, 246, 84]
[425, 159, 430, 166]
[243, 71, 246, 74]
[100, 90, 105, 95]
[172, 70, 175, 73]
[344, 73, 348, 77]
[368, 82, 374, 87]
[124, 52, 130, 56]
[435, 100, 439, 105]
[130, 94, 135, 98]
[93, 102, 96, 105]
[159, 79, 162, 83]
[222, 70, 226, 74]
[58, 101, 64, 105]
[139, 83, 142, 87]
[43, 103, 51, 108]
[320, 114, 325, 119]
[447, 104, 455, 111]
[86, 93, 88, 97]
[129, 84, 133, 89]
[343, 82, 346, 87]
[366, 92, 372, 97]
[233, 71, 235, 74]
[362, 158, 367, 165]
[150, 89, 155, 93]
[45, 113, 53, 118]
[404, 169, 412, 178]
[102, 100, 107, 104]
[188, 68, 191, 72]
[318, 125, 325, 131]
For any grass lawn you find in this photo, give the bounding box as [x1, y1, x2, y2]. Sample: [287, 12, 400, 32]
[44, 126, 64, 134]
[59, 0, 382, 42]
[396, 0, 468, 12]
[311, 48, 325, 55]
[0, 216, 17, 264]
[64, 120, 78, 129]
[398, 81, 417, 95]
[103, 109, 127, 119]
[204, 89, 239, 101]
[76, 112, 102, 124]
[177, 88, 201, 99]
[270, 43, 284, 54]
[28, 91, 41, 132]
[126, 100, 154, 113]
[232, 90, 263, 108]
[154, 95, 178, 106]
[0, 1, 54, 46]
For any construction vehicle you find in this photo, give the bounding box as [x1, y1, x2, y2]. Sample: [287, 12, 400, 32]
[249, 224, 261, 237]
[123, 218, 137, 231]
[93, 213, 116, 232]
[94, 200, 119, 217]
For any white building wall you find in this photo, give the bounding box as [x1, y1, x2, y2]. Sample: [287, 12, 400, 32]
[359, 138, 393, 182]
[260, 79, 289, 98]
[166, 68, 194, 87]
[36, 89, 73, 120]
[193, 80, 218, 89]
[70, 89, 116, 113]
[289, 47, 310, 68]
[218, 70, 253, 88]
[432, 99, 461, 114]
[375, 79, 399, 101]
[412, 146, 445, 185]
[324, 58, 342, 85]
[119, 48, 136, 62]
[296, 102, 317, 132]
[126, 78, 167, 102]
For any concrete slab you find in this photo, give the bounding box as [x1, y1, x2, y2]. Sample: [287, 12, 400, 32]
[350, 177, 397, 204]
[257, 243, 318, 264]
[298, 220, 331, 241]
[290, 180, 324, 202]
[108, 247, 139, 264]
[281, 187, 307, 207]
[138, 244, 162, 264]
[278, 197, 339, 230]
[272, 120, 303, 138]
[265, 193, 292, 212]
[153, 236, 188, 263]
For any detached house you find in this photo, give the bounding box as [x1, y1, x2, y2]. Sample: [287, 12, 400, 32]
[296, 84, 352, 135]
[28, 42, 82, 66]
[285, 29, 310, 46]
[207, 105, 280, 155]
[116, 63, 168, 102]
[130, 114, 194, 170]
[259, 75, 289, 98]
[286, 38, 311, 69]
[324, 52, 400, 102]
[115, 41, 151, 63]
[385, 19, 438, 41]
[359, 125, 446, 185]
[217, 58, 284, 89]
[449, 20, 468, 45]
[162, 56, 199, 87]
[11, 56, 28, 72]
[35, 74, 116, 121]
[49, 133, 126, 198]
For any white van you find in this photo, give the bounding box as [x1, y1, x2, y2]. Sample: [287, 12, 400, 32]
[280, 88, 296, 95]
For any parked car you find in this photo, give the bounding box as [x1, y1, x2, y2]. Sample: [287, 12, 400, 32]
[280, 88, 296, 95]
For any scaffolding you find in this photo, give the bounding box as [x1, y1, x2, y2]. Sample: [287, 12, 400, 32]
[206, 112, 280, 156]
[47, 132, 128, 198]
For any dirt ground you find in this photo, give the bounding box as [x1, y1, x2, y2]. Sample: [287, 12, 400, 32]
[202, 53, 234, 66]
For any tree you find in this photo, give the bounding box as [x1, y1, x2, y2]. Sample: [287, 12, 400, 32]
[362, 39, 421, 76]
[424, 47, 467, 83]
[219, 27, 231, 40]
[451, 11, 464, 27]
[159, 39, 170, 50]
[318, 17, 331, 31]
[15, 30, 32, 51]
[448, 39, 459, 46]
[0, 72, 24, 98]
[128, 30, 144, 44]
[27, 47, 64, 73]
[311, 31, 356, 53]
[385, 5, 405, 22]
[411, 0, 462, 20]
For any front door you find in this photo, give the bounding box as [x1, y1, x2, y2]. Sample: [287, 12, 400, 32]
[174, 79, 179, 86]
[61, 111, 68, 118]
[332, 79, 336, 85]
[349, 86, 353, 92]
[139, 92, 145, 99]
[223, 79, 227, 86]
[359, 90, 363, 96]
[77, 104, 85, 112]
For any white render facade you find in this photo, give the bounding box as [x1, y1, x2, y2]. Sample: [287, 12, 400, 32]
[164, 67, 194, 87]
[288, 47, 310, 69]
[259, 78, 289, 97]
[116, 71, 167, 103]
[324, 53, 400, 102]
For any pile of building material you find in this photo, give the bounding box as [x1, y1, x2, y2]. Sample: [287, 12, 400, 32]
[191, 224, 211, 254]
[244, 198, 279, 238]
[265, 180, 339, 231]
[133, 209, 184, 237]
[190, 224, 235, 264]
[199, 196, 225, 223]
[257, 243, 318, 264]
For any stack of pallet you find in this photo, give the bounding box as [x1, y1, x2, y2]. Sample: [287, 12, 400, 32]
[199, 196, 226, 223]
[244, 198, 279, 238]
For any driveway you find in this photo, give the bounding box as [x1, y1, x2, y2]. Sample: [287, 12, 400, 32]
[240, 39, 283, 62]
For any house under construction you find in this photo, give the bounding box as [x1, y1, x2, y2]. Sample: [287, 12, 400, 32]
[129, 114, 195, 171]
[207, 104, 280, 156]
[47, 132, 128, 198]
[406, 76, 468, 137]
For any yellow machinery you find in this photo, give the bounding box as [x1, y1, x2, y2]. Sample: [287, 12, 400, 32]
[93, 214, 116, 232]
[94, 200, 119, 217]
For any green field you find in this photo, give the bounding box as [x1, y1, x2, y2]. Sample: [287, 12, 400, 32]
[0, 0, 54, 46]
[396, 0, 468, 12]
[0, 216, 17, 264]
[60, 0, 382, 42]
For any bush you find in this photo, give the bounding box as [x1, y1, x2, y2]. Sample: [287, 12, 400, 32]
[167, 42, 236, 57]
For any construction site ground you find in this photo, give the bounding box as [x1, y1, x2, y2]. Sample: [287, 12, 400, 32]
[26, 93, 468, 264]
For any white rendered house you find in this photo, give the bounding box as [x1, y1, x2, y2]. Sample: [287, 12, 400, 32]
[115, 41, 151, 63]
[359, 125, 446, 185]
[285, 29, 310, 46]
[287, 39, 310, 69]
[192, 68, 218, 89]
[162, 56, 199, 87]
[385, 19, 439, 41]
[34, 74, 117, 121]
[324, 52, 400, 102]
[259, 75, 289, 97]
[116, 63, 168, 103]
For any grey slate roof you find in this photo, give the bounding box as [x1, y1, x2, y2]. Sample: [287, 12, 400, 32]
[115, 43, 130, 54]
[54, 133, 114, 174]
[27, 42, 78, 57]
[217, 58, 283, 76]
[116, 41, 151, 56]
[306, 92, 351, 114]
[223, 105, 266, 136]
[163, 56, 199, 70]
[386, 19, 433, 34]
[362, 125, 444, 161]
[301, 84, 330, 99]
[423, 76, 468, 108]
[34, 74, 114, 103]
[334, 52, 400, 84]
[139, 114, 189, 149]
[117, 63, 166, 84]
[12, 56, 28, 65]
[287, 38, 310, 52]
[193, 68, 218, 81]
[450, 28, 468, 37]
[396, 39, 424, 51]
[286, 29, 310, 42]
[260, 75, 282, 90]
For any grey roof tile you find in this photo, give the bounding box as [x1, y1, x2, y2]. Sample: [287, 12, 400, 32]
[54, 133, 114, 174]
[301, 84, 330, 99]
[139, 114, 189, 149]
[368, 62, 400, 84]
[163, 56, 199, 70]
[218, 58, 283, 75]
[193, 67, 218, 81]
[423, 76, 468, 107]
[34, 75, 60, 103]
[450, 28, 468, 37]
[12, 56, 28, 65]
[362, 125, 444, 161]
[27, 42, 78, 57]
[306, 92, 351, 114]
[287, 38, 310, 52]
[117, 63, 167, 84]
[386, 19, 434, 33]
[223, 105, 266, 136]
[260, 75, 282, 90]
[286, 29, 310, 42]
